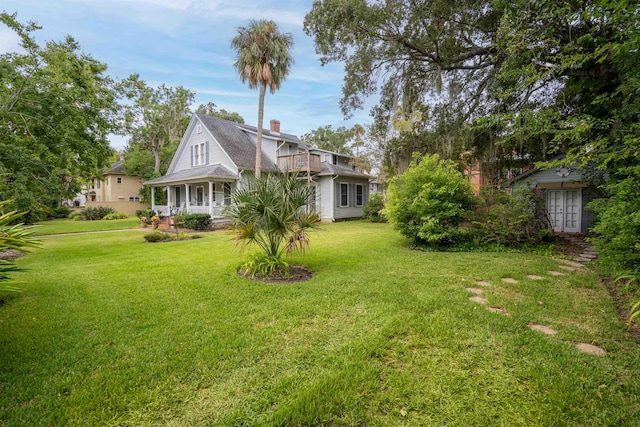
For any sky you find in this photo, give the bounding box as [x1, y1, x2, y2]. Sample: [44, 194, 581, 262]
[1, 0, 375, 150]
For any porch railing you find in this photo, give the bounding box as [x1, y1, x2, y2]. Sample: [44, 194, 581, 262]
[152, 205, 226, 218]
[277, 153, 321, 173]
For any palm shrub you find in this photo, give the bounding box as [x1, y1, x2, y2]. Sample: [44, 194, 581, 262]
[224, 173, 319, 278]
[363, 192, 386, 222]
[386, 154, 474, 247]
[0, 201, 41, 292]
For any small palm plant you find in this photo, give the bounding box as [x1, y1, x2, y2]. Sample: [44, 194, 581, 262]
[225, 173, 319, 278]
[0, 200, 41, 292]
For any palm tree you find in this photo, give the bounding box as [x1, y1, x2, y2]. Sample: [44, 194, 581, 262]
[231, 20, 294, 178]
[224, 173, 319, 278]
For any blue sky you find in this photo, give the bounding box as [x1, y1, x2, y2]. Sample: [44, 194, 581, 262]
[1, 0, 374, 150]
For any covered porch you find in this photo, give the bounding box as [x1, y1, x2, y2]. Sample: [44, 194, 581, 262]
[143, 164, 239, 220]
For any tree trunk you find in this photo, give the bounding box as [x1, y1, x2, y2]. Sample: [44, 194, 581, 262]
[153, 138, 161, 173]
[255, 83, 267, 178]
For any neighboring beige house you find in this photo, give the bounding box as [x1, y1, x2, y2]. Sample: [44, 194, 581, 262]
[85, 159, 149, 215]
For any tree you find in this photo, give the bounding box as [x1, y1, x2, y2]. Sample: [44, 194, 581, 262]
[119, 75, 194, 175]
[231, 19, 294, 178]
[302, 125, 354, 154]
[0, 13, 117, 221]
[224, 173, 319, 278]
[195, 102, 245, 124]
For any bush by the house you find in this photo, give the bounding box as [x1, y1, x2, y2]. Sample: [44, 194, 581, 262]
[136, 209, 155, 220]
[183, 213, 211, 230]
[143, 231, 171, 242]
[48, 207, 72, 219]
[472, 187, 552, 247]
[362, 192, 386, 222]
[79, 206, 114, 221]
[386, 153, 475, 247]
[103, 212, 129, 220]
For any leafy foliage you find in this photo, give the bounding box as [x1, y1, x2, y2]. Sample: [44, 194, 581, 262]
[195, 102, 245, 124]
[79, 206, 114, 221]
[143, 230, 171, 243]
[182, 213, 211, 231]
[136, 209, 156, 220]
[0, 200, 40, 291]
[473, 187, 552, 247]
[0, 13, 117, 221]
[225, 173, 319, 277]
[231, 19, 294, 177]
[386, 154, 474, 247]
[302, 125, 355, 155]
[103, 212, 129, 220]
[362, 192, 386, 223]
[47, 207, 72, 219]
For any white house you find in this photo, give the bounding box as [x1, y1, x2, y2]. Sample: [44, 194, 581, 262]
[144, 114, 370, 223]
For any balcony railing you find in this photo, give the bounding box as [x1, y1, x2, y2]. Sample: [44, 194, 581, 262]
[277, 153, 321, 173]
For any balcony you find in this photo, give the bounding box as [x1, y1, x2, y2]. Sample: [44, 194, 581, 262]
[277, 153, 322, 173]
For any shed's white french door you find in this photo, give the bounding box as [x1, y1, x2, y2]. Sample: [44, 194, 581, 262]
[547, 189, 581, 233]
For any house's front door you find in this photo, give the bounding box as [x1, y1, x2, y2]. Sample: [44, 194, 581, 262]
[547, 189, 581, 233]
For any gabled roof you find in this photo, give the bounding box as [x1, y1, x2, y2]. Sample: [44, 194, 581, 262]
[104, 159, 125, 175]
[309, 147, 355, 159]
[196, 114, 279, 172]
[144, 164, 238, 186]
[502, 154, 569, 187]
[317, 163, 370, 179]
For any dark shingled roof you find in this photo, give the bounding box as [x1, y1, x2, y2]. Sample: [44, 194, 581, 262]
[144, 164, 238, 185]
[196, 114, 279, 172]
[317, 163, 370, 179]
[104, 159, 125, 175]
[237, 123, 302, 146]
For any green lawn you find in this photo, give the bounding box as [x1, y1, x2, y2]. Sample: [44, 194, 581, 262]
[31, 217, 141, 236]
[1, 222, 638, 425]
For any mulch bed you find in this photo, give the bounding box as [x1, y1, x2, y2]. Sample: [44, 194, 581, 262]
[0, 250, 25, 261]
[239, 265, 313, 283]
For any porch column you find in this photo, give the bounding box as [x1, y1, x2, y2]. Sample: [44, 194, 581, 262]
[151, 186, 156, 211]
[166, 186, 171, 212]
[208, 181, 214, 218]
[185, 184, 190, 212]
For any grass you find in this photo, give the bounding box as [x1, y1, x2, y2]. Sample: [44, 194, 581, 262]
[31, 217, 141, 236]
[1, 221, 639, 425]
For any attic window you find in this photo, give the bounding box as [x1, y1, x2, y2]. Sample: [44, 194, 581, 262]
[196, 124, 202, 134]
[332, 155, 337, 165]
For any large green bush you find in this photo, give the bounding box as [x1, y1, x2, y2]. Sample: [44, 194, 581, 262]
[183, 213, 211, 230]
[473, 187, 551, 247]
[79, 206, 114, 221]
[362, 192, 386, 222]
[386, 154, 474, 247]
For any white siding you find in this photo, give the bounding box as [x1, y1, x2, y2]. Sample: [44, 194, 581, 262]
[171, 119, 236, 174]
[316, 177, 334, 221]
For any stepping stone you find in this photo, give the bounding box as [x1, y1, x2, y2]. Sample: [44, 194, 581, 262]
[486, 306, 509, 315]
[469, 296, 488, 305]
[547, 270, 565, 276]
[575, 343, 606, 355]
[575, 257, 593, 262]
[526, 275, 544, 280]
[501, 277, 518, 284]
[558, 265, 576, 272]
[529, 324, 557, 335]
[466, 287, 484, 295]
[555, 258, 584, 268]
[475, 280, 491, 287]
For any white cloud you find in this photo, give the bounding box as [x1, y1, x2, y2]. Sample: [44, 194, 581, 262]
[192, 88, 256, 97]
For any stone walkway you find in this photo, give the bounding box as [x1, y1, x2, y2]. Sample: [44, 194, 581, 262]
[468, 243, 607, 356]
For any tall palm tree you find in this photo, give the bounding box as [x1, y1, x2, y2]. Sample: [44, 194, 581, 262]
[231, 20, 294, 178]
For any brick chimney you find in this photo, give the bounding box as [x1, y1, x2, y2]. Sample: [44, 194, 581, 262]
[269, 119, 281, 133]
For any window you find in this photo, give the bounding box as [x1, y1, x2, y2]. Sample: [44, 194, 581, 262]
[129, 196, 140, 202]
[193, 142, 207, 166]
[196, 124, 202, 134]
[117, 177, 123, 184]
[332, 155, 337, 165]
[356, 184, 364, 207]
[97, 180, 101, 189]
[340, 183, 348, 207]
[223, 182, 232, 205]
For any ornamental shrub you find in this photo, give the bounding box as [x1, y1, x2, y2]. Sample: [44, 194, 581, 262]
[143, 230, 171, 242]
[183, 213, 211, 230]
[472, 186, 551, 246]
[48, 207, 71, 219]
[363, 192, 386, 222]
[79, 206, 114, 221]
[103, 212, 129, 220]
[386, 153, 474, 247]
[136, 209, 155, 220]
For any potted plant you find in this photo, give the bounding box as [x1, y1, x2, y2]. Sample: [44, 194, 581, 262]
[151, 215, 160, 230]
[140, 216, 148, 228]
